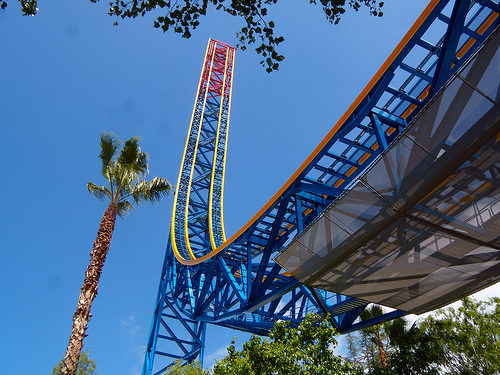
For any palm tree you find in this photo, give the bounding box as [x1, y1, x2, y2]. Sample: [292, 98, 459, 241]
[61, 133, 173, 375]
[360, 305, 388, 368]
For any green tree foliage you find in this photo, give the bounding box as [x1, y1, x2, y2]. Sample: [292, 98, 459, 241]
[359, 305, 389, 369]
[164, 360, 206, 375]
[3, 0, 384, 72]
[421, 296, 500, 375]
[213, 313, 360, 375]
[345, 305, 394, 371]
[377, 317, 442, 375]
[51, 349, 97, 375]
[346, 297, 500, 375]
[1, 0, 35, 13]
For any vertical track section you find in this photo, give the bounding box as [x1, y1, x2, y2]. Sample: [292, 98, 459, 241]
[171, 39, 235, 260]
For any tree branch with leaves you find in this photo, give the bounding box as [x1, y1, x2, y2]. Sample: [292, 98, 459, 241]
[213, 313, 360, 375]
[4, 0, 384, 72]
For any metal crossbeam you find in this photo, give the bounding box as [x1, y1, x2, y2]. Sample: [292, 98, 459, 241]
[143, 3, 500, 373]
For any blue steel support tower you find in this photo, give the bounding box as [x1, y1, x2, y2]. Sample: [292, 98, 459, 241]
[144, 2, 500, 374]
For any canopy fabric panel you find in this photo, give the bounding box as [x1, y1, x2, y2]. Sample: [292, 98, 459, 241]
[276, 29, 500, 315]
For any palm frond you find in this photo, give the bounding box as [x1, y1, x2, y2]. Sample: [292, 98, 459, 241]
[135, 151, 148, 173]
[87, 182, 112, 201]
[128, 177, 173, 205]
[89, 133, 172, 214]
[117, 200, 134, 218]
[130, 180, 148, 205]
[99, 132, 121, 171]
[117, 136, 149, 175]
[147, 177, 173, 203]
[113, 165, 139, 201]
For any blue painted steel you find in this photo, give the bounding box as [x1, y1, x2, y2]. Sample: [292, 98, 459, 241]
[143, 2, 500, 374]
[429, 0, 471, 97]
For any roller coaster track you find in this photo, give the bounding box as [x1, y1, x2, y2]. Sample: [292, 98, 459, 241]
[172, 41, 234, 261]
[143, 1, 500, 374]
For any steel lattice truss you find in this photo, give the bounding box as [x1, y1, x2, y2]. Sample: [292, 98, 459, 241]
[143, 2, 500, 374]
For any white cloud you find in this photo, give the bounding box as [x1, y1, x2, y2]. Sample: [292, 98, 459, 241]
[129, 345, 147, 375]
[470, 282, 500, 301]
[120, 314, 137, 327]
[120, 314, 142, 339]
[204, 343, 231, 369]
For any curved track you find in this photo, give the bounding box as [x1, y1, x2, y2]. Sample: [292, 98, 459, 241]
[143, 2, 500, 374]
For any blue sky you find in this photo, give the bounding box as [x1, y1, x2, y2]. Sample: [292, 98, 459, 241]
[2, 1, 499, 374]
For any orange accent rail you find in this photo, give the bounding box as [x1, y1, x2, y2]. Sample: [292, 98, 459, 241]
[174, 0, 444, 265]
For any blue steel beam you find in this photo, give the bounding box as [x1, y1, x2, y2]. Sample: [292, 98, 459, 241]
[429, 0, 471, 97]
[143, 3, 500, 374]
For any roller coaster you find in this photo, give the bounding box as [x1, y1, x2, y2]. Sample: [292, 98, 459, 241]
[143, 1, 500, 374]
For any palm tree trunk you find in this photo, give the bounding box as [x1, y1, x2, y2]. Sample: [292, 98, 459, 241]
[61, 202, 118, 375]
[378, 332, 387, 367]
